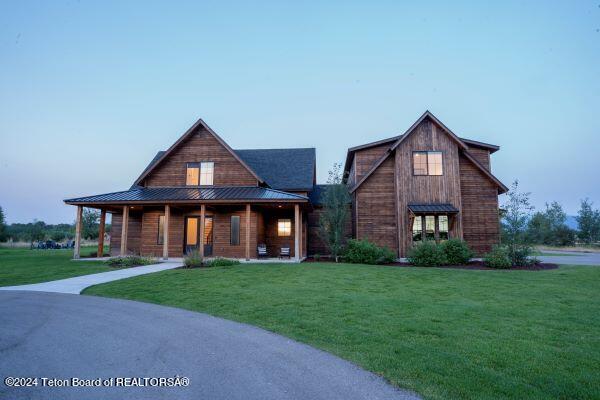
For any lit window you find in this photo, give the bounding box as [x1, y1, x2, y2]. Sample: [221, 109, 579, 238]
[439, 215, 449, 241]
[200, 162, 214, 185]
[412, 217, 422, 242]
[413, 152, 428, 175]
[157, 215, 165, 245]
[413, 151, 443, 176]
[186, 163, 199, 186]
[428, 152, 443, 176]
[278, 219, 291, 237]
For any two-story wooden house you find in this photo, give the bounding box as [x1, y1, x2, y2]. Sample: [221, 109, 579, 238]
[65, 111, 507, 260]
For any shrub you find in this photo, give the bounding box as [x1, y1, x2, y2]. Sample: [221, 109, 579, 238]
[406, 241, 447, 267]
[344, 239, 396, 265]
[183, 250, 203, 268]
[106, 256, 156, 268]
[206, 257, 240, 267]
[440, 239, 473, 265]
[483, 246, 511, 269]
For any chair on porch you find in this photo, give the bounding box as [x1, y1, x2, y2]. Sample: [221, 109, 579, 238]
[257, 244, 268, 258]
[279, 247, 290, 259]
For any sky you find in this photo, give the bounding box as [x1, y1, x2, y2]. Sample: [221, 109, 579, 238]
[0, 1, 599, 224]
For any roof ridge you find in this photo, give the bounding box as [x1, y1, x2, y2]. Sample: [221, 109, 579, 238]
[234, 147, 316, 151]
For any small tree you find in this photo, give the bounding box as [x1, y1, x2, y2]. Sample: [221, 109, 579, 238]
[26, 221, 46, 246]
[82, 208, 100, 240]
[501, 180, 534, 265]
[576, 199, 600, 244]
[527, 201, 576, 246]
[0, 206, 6, 242]
[318, 163, 350, 262]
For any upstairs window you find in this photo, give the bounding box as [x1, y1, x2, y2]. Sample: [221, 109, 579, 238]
[200, 162, 214, 185]
[413, 151, 443, 176]
[186, 163, 200, 185]
[277, 219, 291, 237]
[186, 162, 214, 186]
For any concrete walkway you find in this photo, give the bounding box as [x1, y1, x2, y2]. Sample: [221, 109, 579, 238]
[0, 262, 182, 294]
[0, 291, 420, 400]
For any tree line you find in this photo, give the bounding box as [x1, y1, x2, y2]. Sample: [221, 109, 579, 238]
[0, 207, 107, 243]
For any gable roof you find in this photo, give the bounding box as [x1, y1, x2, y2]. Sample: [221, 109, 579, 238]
[132, 118, 264, 187]
[235, 148, 316, 191]
[348, 111, 508, 194]
[343, 119, 500, 176]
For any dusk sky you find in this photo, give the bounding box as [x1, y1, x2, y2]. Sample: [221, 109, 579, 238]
[1, 1, 599, 224]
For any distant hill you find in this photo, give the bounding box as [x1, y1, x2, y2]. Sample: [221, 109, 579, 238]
[565, 216, 578, 230]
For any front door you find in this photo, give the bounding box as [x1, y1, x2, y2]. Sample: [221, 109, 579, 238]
[184, 216, 214, 256]
[184, 217, 200, 255]
[203, 216, 213, 256]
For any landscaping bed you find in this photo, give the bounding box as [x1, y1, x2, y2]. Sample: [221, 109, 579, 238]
[389, 260, 559, 271]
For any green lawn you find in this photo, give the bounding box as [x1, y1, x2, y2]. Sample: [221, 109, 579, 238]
[0, 247, 111, 287]
[84, 263, 600, 400]
[533, 251, 581, 257]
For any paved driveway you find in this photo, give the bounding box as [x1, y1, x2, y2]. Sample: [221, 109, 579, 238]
[0, 262, 182, 294]
[0, 291, 419, 400]
[538, 250, 600, 266]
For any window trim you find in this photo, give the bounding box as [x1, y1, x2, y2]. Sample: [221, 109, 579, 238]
[199, 161, 214, 186]
[277, 219, 292, 237]
[412, 151, 444, 176]
[412, 214, 451, 244]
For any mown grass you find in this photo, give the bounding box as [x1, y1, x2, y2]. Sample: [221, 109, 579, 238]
[0, 246, 111, 286]
[84, 262, 600, 400]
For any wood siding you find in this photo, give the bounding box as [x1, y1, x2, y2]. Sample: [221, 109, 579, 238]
[140, 209, 184, 257]
[355, 156, 398, 253]
[110, 211, 142, 256]
[353, 143, 391, 184]
[143, 127, 258, 187]
[395, 119, 463, 256]
[465, 146, 490, 170]
[212, 207, 258, 258]
[459, 154, 500, 255]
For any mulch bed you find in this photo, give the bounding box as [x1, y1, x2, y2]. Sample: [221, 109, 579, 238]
[388, 260, 559, 271]
[304, 257, 559, 271]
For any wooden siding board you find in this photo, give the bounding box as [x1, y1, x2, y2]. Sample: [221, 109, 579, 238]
[459, 154, 500, 255]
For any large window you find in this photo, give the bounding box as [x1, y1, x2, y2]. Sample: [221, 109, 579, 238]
[277, 219, 291, 237]
[200, 162, 214, 185]
[186, 162, 214, 186]
[157, 215, 165, 245]
[413, 151, 443, 176]
[412, 214, 451, 243]
[230, 216, 240, 245]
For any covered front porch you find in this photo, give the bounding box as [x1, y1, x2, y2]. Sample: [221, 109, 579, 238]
[66, 187, 310, 262]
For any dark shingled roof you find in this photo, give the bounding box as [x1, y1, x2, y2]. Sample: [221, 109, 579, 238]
[65, 186, 308, 205]
[234, 148, 315, 191]
[408, 203, 459, 214]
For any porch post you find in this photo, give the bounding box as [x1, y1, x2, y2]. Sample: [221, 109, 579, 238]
[74, 205, 83, 259]
[294, 204, 300, 261]
[299, 209, 303, 258]
[120, 205, 129, 256]
[199, 204, 205, 258]
[97, 209, 106, 257]
[245, 204, 251, 261]
[163, 205, 170, 260]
